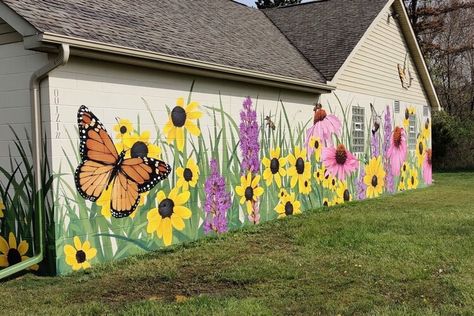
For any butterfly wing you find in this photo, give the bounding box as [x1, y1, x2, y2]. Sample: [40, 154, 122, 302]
[75, 105, 119, 201]
[109, 158, 171, 218]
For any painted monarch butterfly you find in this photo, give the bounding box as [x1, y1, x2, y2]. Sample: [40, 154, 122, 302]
[74, 105, 171, 218]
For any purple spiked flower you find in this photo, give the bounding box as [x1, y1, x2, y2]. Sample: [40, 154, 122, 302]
[382, 106, 394, 193]
[204, 159, 231, 234]
[371, 132, 380, 158]
[239, 97, 260, 175]
[356, 167, 367, 200]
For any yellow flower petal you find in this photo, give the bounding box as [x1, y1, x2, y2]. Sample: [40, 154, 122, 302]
[64, 245, 76, 257]
[186, 101, 199, 112]
[0, 255, 8, 267]
[156, 191, 166, 203]
[85, 247, 97, 260]
[251, 175, 260, 188]
[171, 214, 185, 231]
[176, 127, 185, 151]
[8, 233, 16, 250]
[174, 206, 192, 219]
[176, 98, 185, 108]
[254, 187, 264, 198]
[0, 235, 9, 254]
[73, 236, 82, 251]
[187, 111, 202, 120]
[82, 261, 91, 270]
[175, 191, 190, 205]
[18, 240, 29, 256]
[185, 120, 201, 136]
[162, 218, 173, 246]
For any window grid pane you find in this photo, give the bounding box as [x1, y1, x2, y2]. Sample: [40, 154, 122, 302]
[352, 106, 365, 153]
[408, 115, 416, 150]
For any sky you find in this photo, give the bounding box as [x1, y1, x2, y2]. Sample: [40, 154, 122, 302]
[234, 0, 309, 7]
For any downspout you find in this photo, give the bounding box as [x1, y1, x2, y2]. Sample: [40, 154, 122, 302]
[0, 43, 70, 279]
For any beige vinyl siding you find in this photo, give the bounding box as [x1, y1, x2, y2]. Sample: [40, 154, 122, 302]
[0, 18, 22, 44]
[334, 5, 428, 106]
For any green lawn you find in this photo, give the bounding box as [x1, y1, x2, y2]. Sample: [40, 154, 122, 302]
[1, 173, 474, 315]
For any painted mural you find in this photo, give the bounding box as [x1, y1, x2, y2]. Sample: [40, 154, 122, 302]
[48, 83, 433, 274]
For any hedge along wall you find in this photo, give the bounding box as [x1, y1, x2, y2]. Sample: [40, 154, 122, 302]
[42, 57, 433, 275]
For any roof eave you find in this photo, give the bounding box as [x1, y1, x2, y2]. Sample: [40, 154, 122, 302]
[24, 32, 335, 95]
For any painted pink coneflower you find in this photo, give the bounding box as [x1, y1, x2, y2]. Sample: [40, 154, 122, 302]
[423, 149, 432, 184]
[305, 104, 341, 152]
[322, 144, 359, 181]
[387, 126, 407, 176]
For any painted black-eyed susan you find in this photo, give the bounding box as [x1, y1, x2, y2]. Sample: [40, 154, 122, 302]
[274, 192, 301, 218]
[163, 97, 202, 152]
[235, 172, 264, 216]
[279, 188, 289, 199]
[0, 233, 38, 270]
[64, 236, 97, 271]
[308, 135, 323, 161]
[301, 178, 312, 195]
[113, 118, 134, 140]
[415, 135, 426, 168]
[147, 187, 192, 246]
[403, 106, 416, 129]
[0, 199, 4, 218]
[407, 167, 419, 190]
[262, 147, 287, 188]
[322, 198, 330, 207]
[336, 181, 352, 203]
[122, 131, 161, 159]
[364, 156, 386, 198]
[176, 158, 200, 190]
[401, 162, 409, 175]
[287, 146, 311, 193]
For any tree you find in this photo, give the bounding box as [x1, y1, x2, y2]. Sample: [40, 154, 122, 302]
[255, 0, 301, 9]
[404, 0, 474, 116]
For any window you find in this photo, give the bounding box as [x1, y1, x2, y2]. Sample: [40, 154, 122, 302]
[394, 100, 400, 113]
[423, 105, 430, 117]
[351, 106, 365, 153]
[408, 114, 417, 150]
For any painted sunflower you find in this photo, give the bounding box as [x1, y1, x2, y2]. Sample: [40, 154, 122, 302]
[308, 135, 323, 161]
[422, 117, 431, 140]
[403, 106, 416, 129]
[364, 156, 386, 198]
[0, 233, 38, 271]
[415, 135, 426, 168]
[274, 192, 301, 218]
[398, 174, 406, 192]
[336, 181, 352, 203]
[0, 199, 4, 218]
[262, 147, 287, 187]
[287, 146, 312, 193]
[120, 131, 161, 159]
[113, 118, 134, 140]
[64, 236, 97, 271]
[235, 172, 264, 215]
[147, 187, 192, 246]
[176, 158, 200, 190]
[314, 166, 326, 183]
[163, 97, 202, 152]
[407, 168, 419, 190]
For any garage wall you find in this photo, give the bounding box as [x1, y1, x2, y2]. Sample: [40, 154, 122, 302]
[47, 56, 432, 275]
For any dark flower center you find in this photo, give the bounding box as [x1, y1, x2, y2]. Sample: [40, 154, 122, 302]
[270, 158, 280, 174]
[418, 141, 424, 155]
[314, 109, 327, 124]
[427, 149, 432, 165]
[425, 118, 430, 130]
[296, 158, 305, 174]
[314, 139, 320, 149]
[76, 250, 86, 264]
[332, 178, 336, 186]
[402, 164, 407, 172]
[130, 141, 148, 158]
[304, 180, 309, 188]
[393, 127, 402, 147]
[284, 201, 294, 216]
[343, 189, 350, 201]
[245, 186, 254, 201]
[324, 171, 330, 180]
[120, 126, 128, 134]
[405, 108, 410, 120]
[411, 176, 415, 184]
[371, 175, 378, 187]
[158, 198, 175, 218]
[7, 248, 22, 265]
[183, 168, 193, 181]
[335, 144, 348, 165]
[323, 200, 329, 207]
[316, 171, 321, 178]
[280, 191, 285, 197]
[171, 106, 187, 127]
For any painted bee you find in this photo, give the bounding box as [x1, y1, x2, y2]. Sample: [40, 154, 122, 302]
[264, 115, 276, 131]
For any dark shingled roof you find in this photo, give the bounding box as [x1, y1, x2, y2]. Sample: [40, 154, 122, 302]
[264, 0, 389, 80]
[1, 0, 326, 83]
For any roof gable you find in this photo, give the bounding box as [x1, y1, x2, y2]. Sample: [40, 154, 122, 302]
[0, 0, 325, 84]
[264, 0, 389, 80]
